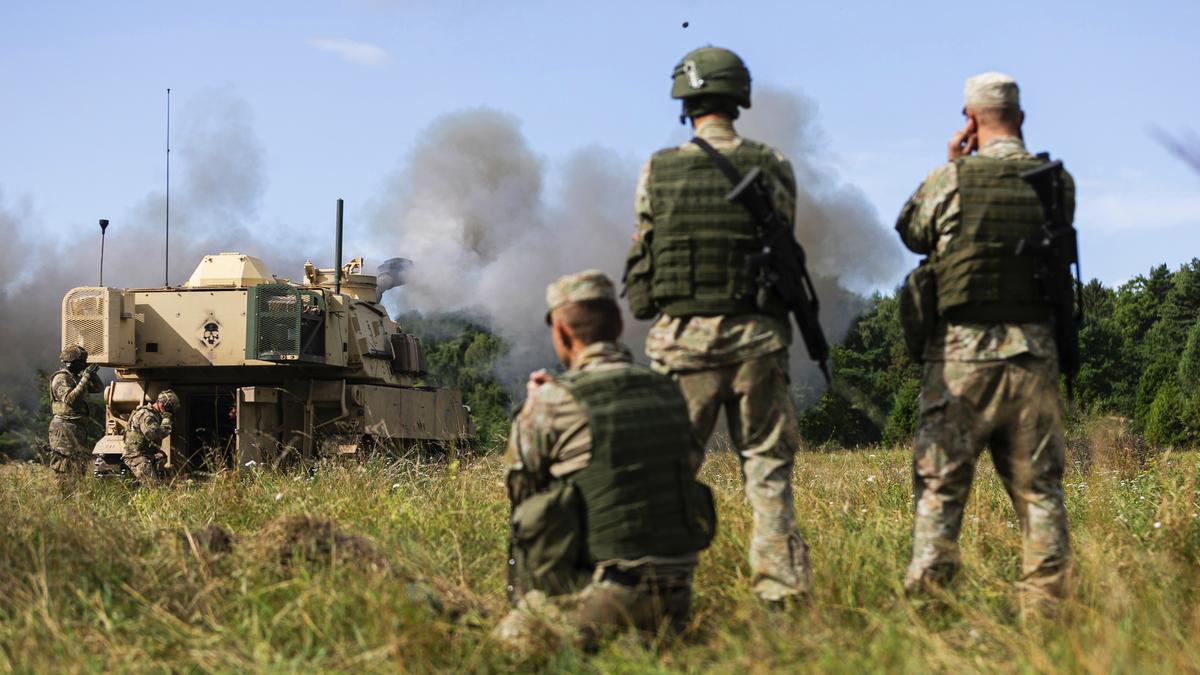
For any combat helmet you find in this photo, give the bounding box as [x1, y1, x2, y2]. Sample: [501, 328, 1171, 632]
[671, 46, 752, 109]
[156, 389, 181, 414]
[59, 345, 88, 364]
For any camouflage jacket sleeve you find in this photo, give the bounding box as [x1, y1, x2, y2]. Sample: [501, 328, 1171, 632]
[136, 410, 173, 444]
[503, 381, 591, 506]
[633, 158, 654, 237]
[52, 372, 98, 406]
[895, 163, 958, 255]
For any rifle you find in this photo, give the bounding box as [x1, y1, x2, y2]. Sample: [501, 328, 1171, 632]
[691, 138, 832, 382]
[1018, 154, 1083, 395]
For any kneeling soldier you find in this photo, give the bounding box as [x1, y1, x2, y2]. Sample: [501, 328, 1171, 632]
[123, 389, 179, 486]
[493, 270, 716, 652]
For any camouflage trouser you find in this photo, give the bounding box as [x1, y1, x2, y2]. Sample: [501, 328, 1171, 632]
[123, 451, 162, 486]
[493, 564, 693, 652]
[906, 355, 1071, 609]
[666, 351, 811, 601]
[47, 417, 89, 484]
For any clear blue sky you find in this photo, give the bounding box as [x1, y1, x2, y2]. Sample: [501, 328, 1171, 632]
[2, 0, 1198, 289]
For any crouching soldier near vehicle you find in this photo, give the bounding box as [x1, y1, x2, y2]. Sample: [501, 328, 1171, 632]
[123, 390, 179, 486]
[493, 270, 716, 652]
[47, 345, 102, 486]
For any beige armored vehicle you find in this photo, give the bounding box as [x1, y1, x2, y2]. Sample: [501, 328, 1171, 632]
[61, 251, 473, 475]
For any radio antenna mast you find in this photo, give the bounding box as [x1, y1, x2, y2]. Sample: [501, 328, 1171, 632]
[165, 87, 171, 286]
[98, 219, 109, 285]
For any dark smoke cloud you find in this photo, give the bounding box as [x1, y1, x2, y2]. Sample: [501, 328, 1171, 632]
[370, 87, 905, 392]
[368, 110, 638, 382]
[739, 87, 907, 391]
[0, 87, 296, 407]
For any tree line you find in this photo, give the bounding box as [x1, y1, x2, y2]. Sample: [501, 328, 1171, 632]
[2, 259, 1197, 458]
[799, 258, 1200, 448]
[409, 259, 1200, 451]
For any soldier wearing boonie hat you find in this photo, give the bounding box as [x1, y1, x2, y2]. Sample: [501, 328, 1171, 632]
[895, 71, 1077, 617]
[494, 269, 714, 652]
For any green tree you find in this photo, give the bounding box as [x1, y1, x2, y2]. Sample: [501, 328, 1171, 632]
[799, 292, 920, 447]
[400, 313, 514, 450]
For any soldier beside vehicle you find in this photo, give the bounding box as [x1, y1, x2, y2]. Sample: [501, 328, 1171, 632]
[47, 345, 177, 487]
[122, 389, 179, 486]
[47, 345, 102, 486]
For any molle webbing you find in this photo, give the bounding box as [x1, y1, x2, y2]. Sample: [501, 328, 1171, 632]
[648, 140, 785, 316]
[936, 156, 1051, 322]
[559, 365, 706, 561]
[50, 370, 88, 419]
[123, 406, 156, 456]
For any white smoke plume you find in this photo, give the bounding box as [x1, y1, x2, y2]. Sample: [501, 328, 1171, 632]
[370, 88, 906, 391]
[367, 109, 638, 381]
[0, 87, 297, 407]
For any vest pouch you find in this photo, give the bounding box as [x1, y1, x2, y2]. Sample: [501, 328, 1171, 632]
[934, 242, 1049, 321]
[622, 235, 658, 320]
[692, 232, 757, 301]
[509, 482, 590, 598]
[650, 234, 694, 301]
[898, 259, 938, 363]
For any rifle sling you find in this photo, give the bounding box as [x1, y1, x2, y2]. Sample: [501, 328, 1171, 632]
[689, 136, 747, 191]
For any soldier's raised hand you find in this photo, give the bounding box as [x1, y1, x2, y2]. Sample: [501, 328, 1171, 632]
[947, 117, 978, 160]
[526, 369, 554, 397]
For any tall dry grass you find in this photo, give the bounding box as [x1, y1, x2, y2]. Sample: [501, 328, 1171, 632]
[0, 424, 1196, 672]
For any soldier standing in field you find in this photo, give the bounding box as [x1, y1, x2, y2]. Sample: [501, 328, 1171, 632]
[47, 345, 102, 485]
[896, 73, 1074, 614]
[493, 270, 715, 651]
[123, 389, 179, 486]
[622, 46, 811, 606]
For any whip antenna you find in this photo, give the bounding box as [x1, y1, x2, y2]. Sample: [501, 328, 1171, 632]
[98, 219, 109, 285]
[165, 87, 171, 286]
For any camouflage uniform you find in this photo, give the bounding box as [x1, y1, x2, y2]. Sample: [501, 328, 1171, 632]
[494, 272, 706, 651]
[897, 133, 1073, 608]
[47, 367, 101, 483]
[633, 117, 811, 602]
[124, 404, 172, 485]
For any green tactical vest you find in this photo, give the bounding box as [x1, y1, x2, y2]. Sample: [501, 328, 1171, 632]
[50, 369, 89, 420]
[558, 364, 716, 562]
[934, 155, 1052, 323]
[647, 140, 789, 317]
[124, 405, 161, 457]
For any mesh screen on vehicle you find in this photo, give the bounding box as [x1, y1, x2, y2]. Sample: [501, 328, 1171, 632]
[63, 288, 108, 357]
[248, 284, 325, 362]
[252, 285, 300, 359]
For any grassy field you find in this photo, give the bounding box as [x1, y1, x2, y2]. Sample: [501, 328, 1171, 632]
[0, 432, 1198, 673]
